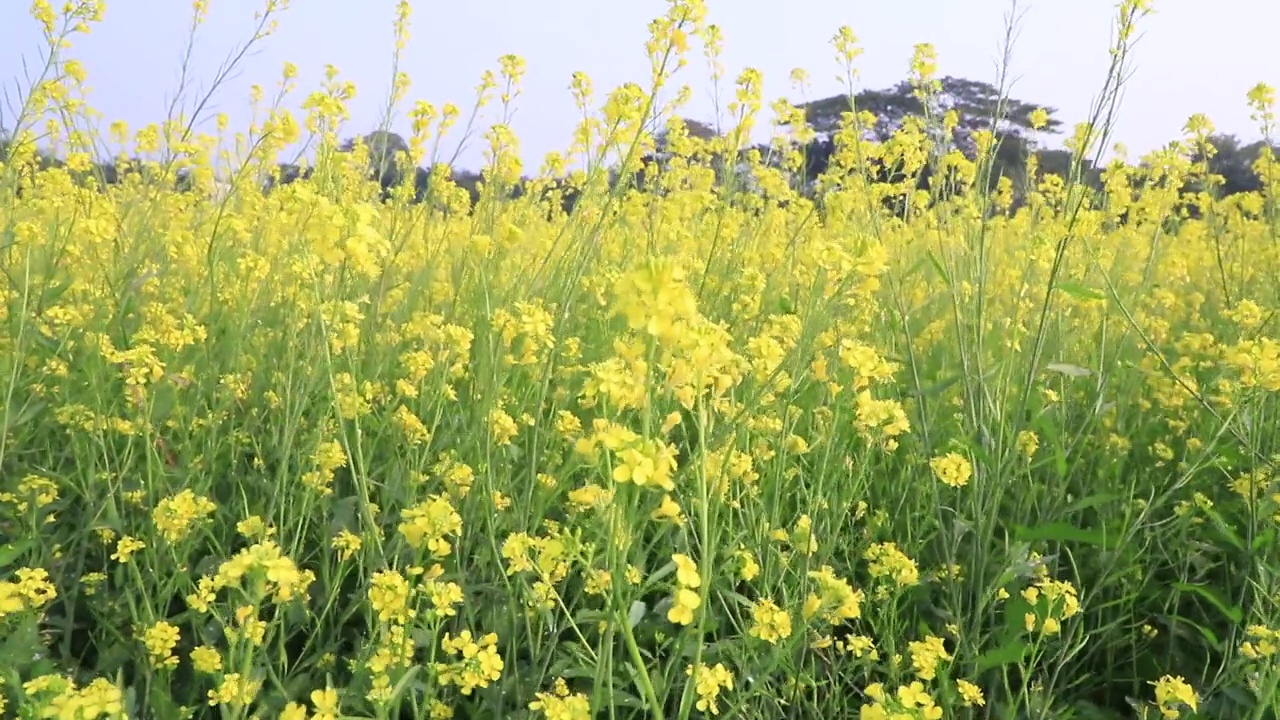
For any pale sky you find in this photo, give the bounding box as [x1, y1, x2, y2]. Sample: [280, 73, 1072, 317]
[2, 0, 1277, 170]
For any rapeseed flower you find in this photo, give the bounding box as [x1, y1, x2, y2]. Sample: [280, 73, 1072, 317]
[686, 662, 734, 715]
[152, 489, 217, 543]
[435, 630, 504, 695]
[368, 569, 414, 625]
[1151, 675, 1198, 719]
[141, 620, 181, 670]
[748, 598, 793, 644]
[529, 678, 591, 720]
[929, 452, 972, 489]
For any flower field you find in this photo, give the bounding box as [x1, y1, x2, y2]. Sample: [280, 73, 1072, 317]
[2, 0, 1280, 718]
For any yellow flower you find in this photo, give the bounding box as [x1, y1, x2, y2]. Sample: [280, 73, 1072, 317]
[80, 572, 107, 596]
[152, 489, 218, 543]
[1241, 625, 1280, 659]
[111, 536, 146, 564]
[398, 495, 463, 557]
[1009, 430, 1037, 461]
[956, 679, 985, 707]
[237, 515, 276, 541]
[747, 599, 793, 644]
[426, 579, 464, 618]
[651, 494, 685, 524]
[865, 542, 920, 588]
[803, 567, 864, 625]
[1151, 675, 1197, 719]
[672, 553, 701, 589]
[737, 550, 759, 582]
[489, 408, 519, 445]
[435, 631, 504, 695]
[229, 605, 267, 646]
[528, 678, 591, 720]
[667, 587, 701, 626]
[929, 452, 972, 488]
[686, 662, 734, 716]
[190, 645, 223, 674]
[208, 673, 260, 708]
[368, 570, 414, 625]
[141, 621, 181, 670]
[907, 635, 952, 681]
[310, 687, 340, 720]
[1029, 107, 1050, 130]
[331, 530, 362, 561]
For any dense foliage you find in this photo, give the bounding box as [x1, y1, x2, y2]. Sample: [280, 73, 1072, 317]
[2, 1, 1280, 719]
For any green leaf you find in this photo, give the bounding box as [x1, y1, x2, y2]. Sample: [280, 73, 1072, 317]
[1252, 527, 1276, 553]
[1069, 699, 1129, 720]
[975, 640, 1029, 672]
[907, 374, 963, 399]
[329, 496, 360, 536]
[1056, 281, 1106, 301]
[1172, 582, 1243, 624]
[1013, 521, 1115, 549]
[1045, 362, 1092, 378]
[2, 399, 46, 437]
[1164, 612, 1223, 649]
[0, 539, 35, 569]
[628, 601, 647, 628]
[1033, 417, 1069, 479]
[925, 249, 951, 285]
[388, 666, 421, 705]
[1199, 505, 1245, 551]
[721, 590, 756, 609]
[646, 559, 676, 589]
[900, 255, 931, 279]
[0, 616, 42, 670]
[607, 688, 647, 710]
[1063, 492, 1123, 514]
[555, 666, 601, 681]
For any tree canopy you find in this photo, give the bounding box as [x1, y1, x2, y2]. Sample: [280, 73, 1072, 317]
[4, 71, 1274, 218]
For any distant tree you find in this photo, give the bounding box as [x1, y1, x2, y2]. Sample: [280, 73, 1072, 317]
[653, 117, 720, 152]
[341, 129, 411, 193]
[449, 169, 483, 206]
[780, 75, 1090, 210]
[1146, 132, 1280, 220]
[631, 116, 720, 186]
[0, 133, 66, 188]
[796, 76, 1062, 144]
[2, 132, 207, 196]
[630, 116, 758, 194]
[263, 162, 312, 194]
[1034, 147, 1102, 192]
[1196, 133, 1279, 196]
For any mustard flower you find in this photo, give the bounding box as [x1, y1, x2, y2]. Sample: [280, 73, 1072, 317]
[190, 645, 223, 674]
[111, 536, 145, 564]
[310, 687, 340, 720]
[956, 679, 985, 707]
[141, 620, 181, 670]
[208, 673, 261, 708]
[331, 530, 362, 561]
[368, 569, 414, 625]
[686, 662, 734, 716]
[529, 678, 591, 720]
[435, 631, 504, 695]
[929, 452, 972, 489]
[748, 599, 793, 644]
[1151, 675, 1198, 719]
[668, 587, 702, 626]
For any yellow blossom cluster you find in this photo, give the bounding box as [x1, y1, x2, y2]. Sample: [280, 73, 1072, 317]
[3, 0, 1280, 718]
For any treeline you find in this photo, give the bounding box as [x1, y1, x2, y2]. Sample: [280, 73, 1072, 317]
[3, 74, 1276, 218]
[319, 76, 1277, 213]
